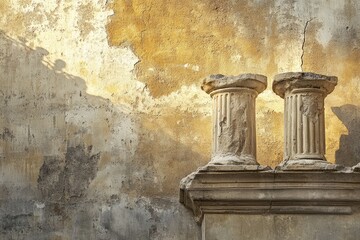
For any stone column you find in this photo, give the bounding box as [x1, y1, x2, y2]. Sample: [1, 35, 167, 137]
[273, 72, 342, 170]
[202, 74, 267, 165]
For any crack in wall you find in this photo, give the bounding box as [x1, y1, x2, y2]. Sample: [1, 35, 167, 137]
[301, 18, 315, 71]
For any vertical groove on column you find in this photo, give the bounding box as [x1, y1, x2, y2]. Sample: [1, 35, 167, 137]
[244, 93, 250, 155]
[251, 93, 254, 156]
[226, 93, 230, 127]
[248, 94, 253, 156]
[212, 95, 216, 152]
[286, 96, 291, 158]
[315, 115, 320, 154]
[221, 93, 226, 127]
[220, 93, 226, 152]
[303, 113, 309, 154]
[284, 98, 288, 159]
[320, 111, 325, 154]
[217, 94, 222, 138]
[288, 96, 292, 157]
[291, 95, 297, 157]
[310, 118, 315, 154]
[297, 95, 303, 154]
[252, 95, 256, 158]
[215, 95, 220, 151]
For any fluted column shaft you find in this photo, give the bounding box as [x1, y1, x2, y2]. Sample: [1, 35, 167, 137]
[284, 88, 326, 160]
[211, 88, 257, 164]
[273, 72, 340, 170]
[202, 74, 267, 165]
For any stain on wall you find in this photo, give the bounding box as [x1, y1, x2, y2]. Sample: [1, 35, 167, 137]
[38, 145, 100, 201]
[0, 0, 360, 239]
[107, 0, 280, 97]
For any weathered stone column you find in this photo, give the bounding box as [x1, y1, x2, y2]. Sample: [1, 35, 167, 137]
[181, 74, 360, 240]
[201, 74, 267, 165]
[273, 72, 342, 170]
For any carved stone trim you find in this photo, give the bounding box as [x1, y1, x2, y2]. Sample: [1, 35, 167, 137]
[180, 170, 360, 224]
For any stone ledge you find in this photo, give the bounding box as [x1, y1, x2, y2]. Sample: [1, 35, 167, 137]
[180, 169, 360, 223]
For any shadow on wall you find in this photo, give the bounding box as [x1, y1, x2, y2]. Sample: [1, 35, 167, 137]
[0, 30, 126, 237]
[0, 31, 201, 239]
[0, 30, 114, 201]
[332, 104, 360, 167]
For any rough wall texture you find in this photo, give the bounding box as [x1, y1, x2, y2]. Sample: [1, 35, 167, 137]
[0, 0, 359, 239]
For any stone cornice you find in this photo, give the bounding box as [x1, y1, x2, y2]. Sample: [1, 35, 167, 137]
[180, 168, 360, 223]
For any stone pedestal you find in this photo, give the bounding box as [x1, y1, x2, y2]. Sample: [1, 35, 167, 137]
[273, 72, 342, 170]
[180, 170, 360, 240]
[201, 74, 267, 166]
[179, 72, 360, 240]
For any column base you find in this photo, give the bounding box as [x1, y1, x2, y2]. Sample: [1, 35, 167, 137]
[199, 164, 272, 172]
[276, 159, 344, 171]
[210, 153, 259, 166]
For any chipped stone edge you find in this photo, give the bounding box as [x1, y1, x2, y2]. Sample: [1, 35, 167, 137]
[180, 168, 360, 224]
[201, 73, 267, 94]
[273, 72, 338, 98]
[275, 159, 345, 172]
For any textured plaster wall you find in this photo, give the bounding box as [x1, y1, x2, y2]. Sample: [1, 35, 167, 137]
[0, 0, 359, 239]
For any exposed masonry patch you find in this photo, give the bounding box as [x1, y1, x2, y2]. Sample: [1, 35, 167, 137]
[38, 145, 100, 202]
[0, 128, 15, 141]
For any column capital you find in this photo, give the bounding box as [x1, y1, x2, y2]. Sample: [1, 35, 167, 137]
[201, 73, 267, 95]
[273, 72, 337, 98]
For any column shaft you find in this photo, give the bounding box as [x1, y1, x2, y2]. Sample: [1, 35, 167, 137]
[284, 89, 325, 160]
[273, 72, 340, 171]
[211, 88, 257, 164]
[201, 74, 267, 166]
